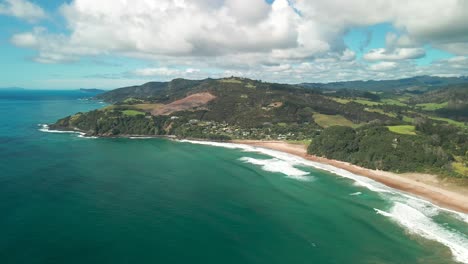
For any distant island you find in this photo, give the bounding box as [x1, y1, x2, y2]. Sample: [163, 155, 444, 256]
[49, 76, 468, 179]
[79, 88, 107, 93]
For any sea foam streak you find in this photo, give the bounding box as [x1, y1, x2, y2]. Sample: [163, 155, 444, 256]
[180, 140, 468, 264]
[180, 140, 392, 192]
[39, 124, 84, 135]
[376, 203, 468, 264]
[239, 157, 310, 181]
[38, 124, 96, 138]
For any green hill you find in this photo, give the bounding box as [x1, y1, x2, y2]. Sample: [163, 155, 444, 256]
[50, 77, 467, 177]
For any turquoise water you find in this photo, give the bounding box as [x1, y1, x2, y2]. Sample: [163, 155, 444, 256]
[0, 90, 467, 264]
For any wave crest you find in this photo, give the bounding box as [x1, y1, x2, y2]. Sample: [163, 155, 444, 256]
[239, 157, 311, 181]
[180, 140, 468, 263]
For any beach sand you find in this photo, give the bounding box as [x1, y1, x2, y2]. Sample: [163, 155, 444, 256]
[232, 140, 468, 214]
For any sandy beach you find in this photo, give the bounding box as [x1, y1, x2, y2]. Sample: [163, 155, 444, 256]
[232, 140, 468, 214]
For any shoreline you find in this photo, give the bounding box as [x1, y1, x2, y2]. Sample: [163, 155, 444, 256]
[40, 125, 468, 214]
[231, 140, 468, 214]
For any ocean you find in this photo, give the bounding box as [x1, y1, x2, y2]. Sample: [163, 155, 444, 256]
[0, 90, 467, 264]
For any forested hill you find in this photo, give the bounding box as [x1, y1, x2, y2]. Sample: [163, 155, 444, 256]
[300, 75, 468, 92]
[50, 76, 468, 178]
[95, 79, 203, 103]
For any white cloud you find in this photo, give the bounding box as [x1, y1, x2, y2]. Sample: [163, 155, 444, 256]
[0, 0, 46, 22]
[13, 0, 468, 64]
[6, 0, 468, 83]
[369, 61, 397, 71]
[10, 31, 37, 47]
[296, 0, 468, 52]
[9, 0, 344, 64]
[364, 48, 426, 61]
[435, 43, 468, 56]
[133, 67, 202, 77]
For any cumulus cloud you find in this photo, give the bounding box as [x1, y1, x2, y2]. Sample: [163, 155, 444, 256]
[133, 67, 201, 77]
[369, 61, 397, 71]
[363, 48, 426, 61]
[0, 0, 46, 22]
[6, 0, 468, 82]
[435, 43, 468, 56]
[57, 0, 300, 57]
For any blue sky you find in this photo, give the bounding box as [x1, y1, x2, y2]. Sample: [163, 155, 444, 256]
[0, 0, 467, 89]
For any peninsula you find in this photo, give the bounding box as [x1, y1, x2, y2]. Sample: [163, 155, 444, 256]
[49, 76, 468, 211]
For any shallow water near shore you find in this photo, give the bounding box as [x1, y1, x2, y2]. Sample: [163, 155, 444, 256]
[1, 90, 467, 264]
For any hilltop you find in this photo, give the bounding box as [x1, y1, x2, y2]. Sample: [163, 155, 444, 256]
[300, 75, 468, 92]
[50, 76, 468, 178]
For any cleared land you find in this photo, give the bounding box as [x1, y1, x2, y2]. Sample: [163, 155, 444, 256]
[381, 99, 407, 106]
[417, 102, 449, 111]
[387, 125, 417, 135]
[122, 110, 145, 116]
[151, 92, 216, 116]
[429, 116, 467, 128]
[313, 113, 356, 128]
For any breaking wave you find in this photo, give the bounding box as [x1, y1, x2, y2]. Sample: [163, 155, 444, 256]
[375, 203, 468, 264]
[38, 124, 96, 138]
[180, 140, 468, 263]
[239, 157, 311, 181]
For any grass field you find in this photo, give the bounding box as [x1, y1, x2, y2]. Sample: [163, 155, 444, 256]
[313, 113, 356, 128]
[428, 116, 467, 128]
[416, 102, 449, 111]
[387, 125, 416, 135]
[122, 110, 145, 116]
[381, 99, 407, 106]
[402, 116, 414, 123]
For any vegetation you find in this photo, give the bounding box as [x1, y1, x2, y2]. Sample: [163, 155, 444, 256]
[416, 102, 448, 111]
[51, 76, 467, 178]
[122, 110, 145, 116]
[428, 117, 467, 128]
[387, 125, 416, 135]
[313, 113, 356, 128]
[308, 125, 461, 176]
[300, 75, 468, 91]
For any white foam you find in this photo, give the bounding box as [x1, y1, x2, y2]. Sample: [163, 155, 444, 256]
[38, 124, 88, 137]
[239, 157, 311, 181]
[180, 140, 393, 193]
[350, 192, 362, 196]
[77, 134, 97, 139]
[393, 191, 468, 224]
[374, 208, 392, 217]
[180, 140, 468, 263]
[376, 203, 468, 264]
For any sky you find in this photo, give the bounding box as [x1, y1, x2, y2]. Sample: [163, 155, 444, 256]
[0, 0, 467, 89]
